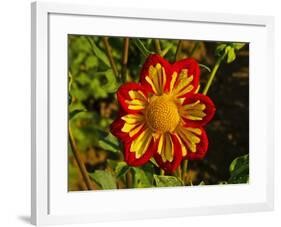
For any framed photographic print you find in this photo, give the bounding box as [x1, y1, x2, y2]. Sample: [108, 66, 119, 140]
[31, 1, 274, 225]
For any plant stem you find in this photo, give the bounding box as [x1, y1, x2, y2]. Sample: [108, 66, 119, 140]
[102, 37, 119, 79]
[133, 39, 151, 57]
[126, 170, 133, 188]
[154, 39, 162, 54]
[182, 159, 188, 183]
[190, 41, 200, 57]
[176, 166, 182, 179]
[68, 122, 94, 190]
[121, 37, 129, 82]
[175, 40, 182, 61]
[202, 52, 227, 95]
[160, 169, 165, 176]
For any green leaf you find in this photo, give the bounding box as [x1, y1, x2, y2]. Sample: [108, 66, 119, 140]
[107, 159, 118, 170]
[228, 154, 249, 184]
[154, 175, 183, 187]
[86, 37, 110, 67]
[199, 181, 205, 186]
[232, 43, 245, 50]
[90, 79, 108, 98]
[160, 43, 173, 57]
[75, 72, 91, 85]
[89, 70, 121, 98]
[98, 132, 120, 153]
[215, 43, 244, 64]
[149, 158, 159, 167]
[101, 70, 120, 93]
[68, 72, 73, 91]
[69, 108, 86, 120]
[132, 167, 153, 188]
[199, 63, 211, 72]
[68, 162, 79, 190]
[227, 47, 236, 63]
[90, 170, 117, 189]
[85, 55, 98, 70]
[215, 44, 227, 56]
[115, 162, 130, 178]
[229, 154, 249, 172]
[71, 113, 108, 151]
[133, 39, 153, 57]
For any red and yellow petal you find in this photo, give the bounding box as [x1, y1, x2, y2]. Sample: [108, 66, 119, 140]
[140, 54, 171, 95]
[139, 55, 201, 98]
[123, 128, 157, 166]
[170, 58, 200, 95]
[110, 112, 145, 143]
[180, 93, 215, 127]
[176, 126, 209, 160]
[186, 128, 208, 160]
[117, 82, 148, 114]
[154, 133, 183, 173]
[168, 69, 195, 98]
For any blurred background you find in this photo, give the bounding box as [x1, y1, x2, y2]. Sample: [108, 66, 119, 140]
[68, 35, 249, 191]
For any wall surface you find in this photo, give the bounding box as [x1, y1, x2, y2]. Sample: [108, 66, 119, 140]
[0, 0, 279, 226]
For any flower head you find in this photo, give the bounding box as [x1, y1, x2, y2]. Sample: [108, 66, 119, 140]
[111, 54, 215, 173]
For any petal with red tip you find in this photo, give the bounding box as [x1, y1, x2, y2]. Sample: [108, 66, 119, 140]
[123, 129, 157, 166]
[185, 128, 209, 160]
[176, 126, 209, 160]
[154, 133, 182, 173]
[140, 54, 171, 95]
[170, 58, 200, 95]
[110, 112, 145, 143]
[117, 82, 148, 114]
[180, 93, 216, 127]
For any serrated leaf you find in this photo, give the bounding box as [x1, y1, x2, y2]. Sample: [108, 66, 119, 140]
[154, 175, 183, 187]
[115, 162, 130, 178]
[90, 170, 117, 189]
[228, 154, 249, 184]
[86, 37, 110, 67]
[98, 132, 120, 153]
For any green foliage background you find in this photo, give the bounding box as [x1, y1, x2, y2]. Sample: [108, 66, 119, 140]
[68, 35, 249, 191]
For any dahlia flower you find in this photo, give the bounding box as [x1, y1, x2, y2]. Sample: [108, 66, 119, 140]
[111, 54, 215, 172]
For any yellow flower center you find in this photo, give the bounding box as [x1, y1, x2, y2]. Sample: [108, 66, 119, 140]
[145, 94, 180, 133]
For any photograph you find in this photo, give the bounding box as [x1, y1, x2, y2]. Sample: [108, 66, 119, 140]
[67, 35, 249, 191]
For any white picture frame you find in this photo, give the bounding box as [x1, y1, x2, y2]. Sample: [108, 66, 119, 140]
[31, 1, 275, 225]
